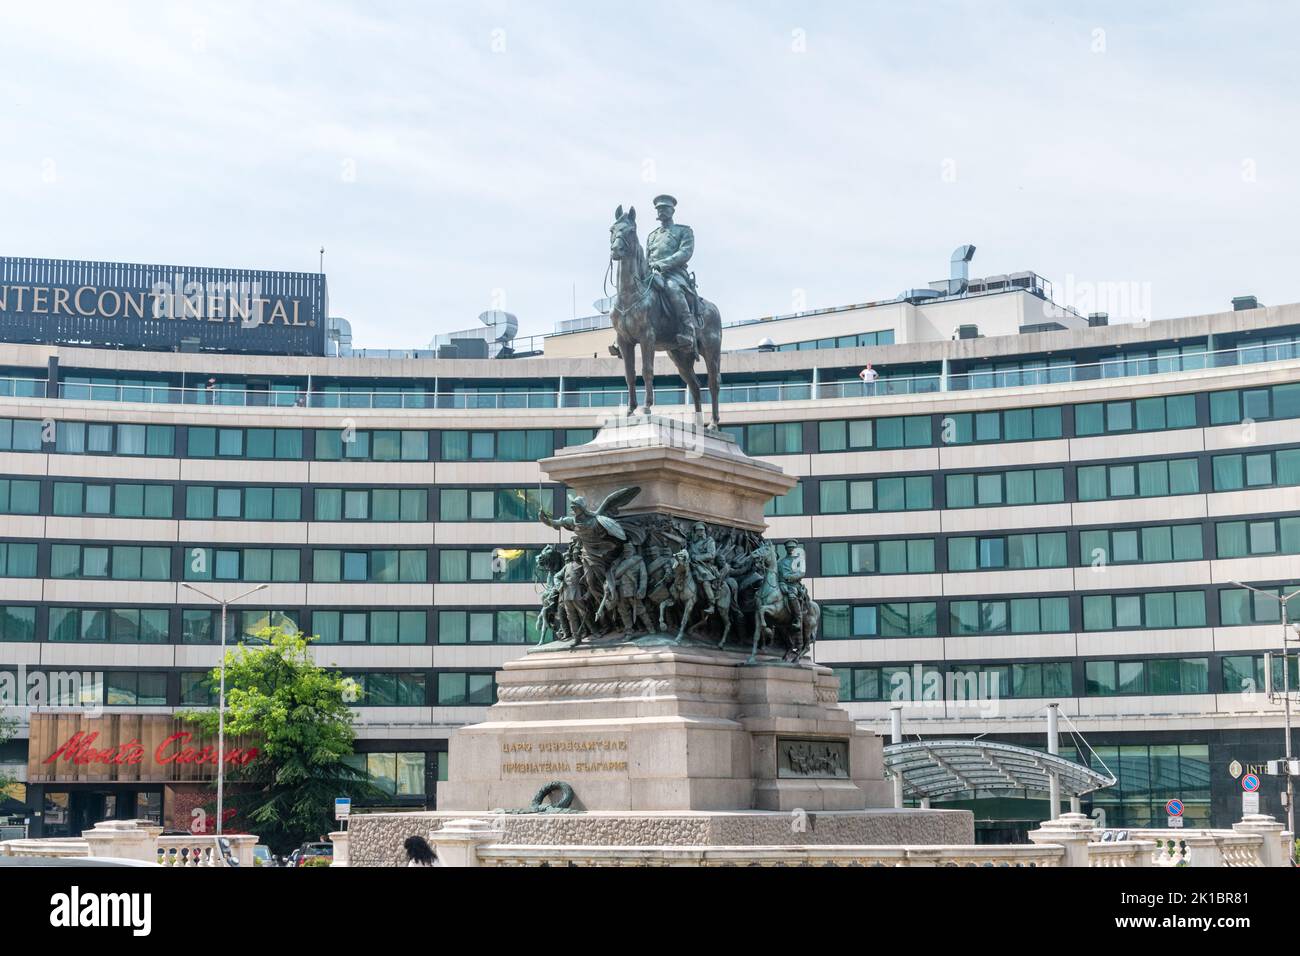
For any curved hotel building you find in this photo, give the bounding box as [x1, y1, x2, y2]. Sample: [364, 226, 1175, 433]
[1, 253, 1297, 839]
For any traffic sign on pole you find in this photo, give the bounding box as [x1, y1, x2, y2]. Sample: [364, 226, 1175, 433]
[1165, 798, 1184, 817]
[1242, 773, 1261, 793]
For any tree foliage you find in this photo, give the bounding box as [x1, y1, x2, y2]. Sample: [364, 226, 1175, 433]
[183, 626, 378, 853]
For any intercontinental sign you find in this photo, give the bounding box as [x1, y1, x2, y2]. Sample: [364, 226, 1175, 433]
[0, 255, 328, 355]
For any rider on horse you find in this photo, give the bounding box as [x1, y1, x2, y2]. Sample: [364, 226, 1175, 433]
[778, 539, 812, 623]
[646, 194, 699, 356]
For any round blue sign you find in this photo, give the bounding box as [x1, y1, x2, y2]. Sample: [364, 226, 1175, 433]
[1242, 773, 1261, 792]
[1165, 799, 1184, 816]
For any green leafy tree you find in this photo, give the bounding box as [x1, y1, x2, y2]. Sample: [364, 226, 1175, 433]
[183, 626, 378, 854]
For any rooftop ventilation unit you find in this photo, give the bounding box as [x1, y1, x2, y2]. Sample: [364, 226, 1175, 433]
[955, 324, 980, 340]
[757, 337, 776, 352]
[327, 316, 354, 356]
[1087, 312, 1109, 327]
[949, 244, 976, 295]
[1232, 295, 1262, 311]
[900, 287, 943, 304]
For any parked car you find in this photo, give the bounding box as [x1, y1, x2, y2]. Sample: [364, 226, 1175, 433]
[295, 842, 334, 867]
[252, 844, 274, 867]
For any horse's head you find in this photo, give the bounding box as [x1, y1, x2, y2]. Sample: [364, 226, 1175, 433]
[610, 204, 638, 261]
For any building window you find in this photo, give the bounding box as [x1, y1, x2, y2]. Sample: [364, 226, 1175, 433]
[820, 539, 935, 576]
[437, 488, 553, 522]
[0, 606, 36, 642]
[720, 422, 803, 455]
[818, 415, 929, 452]
[181, 609, 298, 644]
[437, 548, 539, 583]
[1211, 448, 1300, 491]
[0, 543, 37, 577]
[820, 602, 937, 638]
[1222, 654, 1300, 694]
[313, 488, 428, 522]
[1075, 394, 1197, 435]
[1209, 383, 1300, 426]
[947, 533, 1067, 571]
[949, 597, 1070, 635]
[763, 482, 804, 516]
[313, 549, 427, 583]
[104, 671, 168, 706]
[49, 608, 168, 643]
[186, 486, 301, 521]
[315, 429, 429, 461]
[0, 479, 39, 515]
[313, 610, 425, 645]
[1079, 524, 1204, 566]
[342, 752, 427, 799]
[53, 482, 172, 518]
[941, 406, 1062, 445]
[183, 547, 299, 583]
[0, 418, 44, 452]
[1081, 591, 1206, 631]
[437, 609, 542, 644]
[945, 468, 1064, 508]
[1219, 582, 1299, 625]
[51, 544, 170, 580]
[346, 673, 426, 707]
[819, 476, 931, 514]
[56, 422, 174, 456]
[187, 427, 303, 460]
[1083, 658, 1208, 696]
[435, 672, 497, 706]
[1077, 458, 1199, 501]
[440, 429, 553, 462]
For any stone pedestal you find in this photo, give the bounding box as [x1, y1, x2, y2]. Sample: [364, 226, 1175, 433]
[438, 642, 891, 813]
[440, 412, 892, 818]
[538, 414, 794, 532]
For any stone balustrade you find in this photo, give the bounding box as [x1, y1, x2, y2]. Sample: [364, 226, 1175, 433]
[320, 811, 1287, 868]
[474, 843, 1066, 867]
[0, 820, 257, 867]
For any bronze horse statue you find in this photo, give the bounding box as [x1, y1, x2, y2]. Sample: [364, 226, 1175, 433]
[608, 205, 723, 428]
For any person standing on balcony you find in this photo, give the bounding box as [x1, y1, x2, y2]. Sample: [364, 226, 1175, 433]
[858, 363, 879, 396]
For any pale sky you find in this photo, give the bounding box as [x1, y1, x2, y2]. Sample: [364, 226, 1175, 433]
[3, 1, 1297, 346]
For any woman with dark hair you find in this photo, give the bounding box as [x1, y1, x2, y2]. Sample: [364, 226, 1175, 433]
[404, 835, 437, 867]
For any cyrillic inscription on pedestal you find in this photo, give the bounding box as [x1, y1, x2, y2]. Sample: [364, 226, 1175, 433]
[500, 737, 631, 776]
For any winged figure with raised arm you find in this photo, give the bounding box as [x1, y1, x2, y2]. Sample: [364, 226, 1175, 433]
[538, 486, 643, 601]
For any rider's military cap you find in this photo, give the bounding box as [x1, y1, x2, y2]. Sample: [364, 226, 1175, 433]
[652, 194, 678, 209]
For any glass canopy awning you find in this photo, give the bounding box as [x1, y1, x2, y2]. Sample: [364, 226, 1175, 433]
[883, 740, 1116, 800]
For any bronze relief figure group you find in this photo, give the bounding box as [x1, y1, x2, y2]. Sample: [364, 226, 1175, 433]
[534, 487, 819, 663]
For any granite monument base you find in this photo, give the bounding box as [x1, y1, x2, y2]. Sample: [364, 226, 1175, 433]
[438, 640, 893, 813]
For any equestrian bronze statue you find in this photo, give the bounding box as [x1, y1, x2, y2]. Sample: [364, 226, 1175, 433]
[607, 196, 723, 428]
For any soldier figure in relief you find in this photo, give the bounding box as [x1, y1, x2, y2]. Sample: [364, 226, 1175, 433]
[687, 522, 721, 615]
[608, 541, 655, 637]
[645, 194, 699, 356]
[778, 539, 812, 621]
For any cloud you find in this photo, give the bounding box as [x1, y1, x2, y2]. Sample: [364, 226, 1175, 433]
[1, 0, 1297, 346]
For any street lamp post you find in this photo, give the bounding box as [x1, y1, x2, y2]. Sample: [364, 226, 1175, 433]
[1230, 580, 1300, 862]
[180, 582, 269, 836]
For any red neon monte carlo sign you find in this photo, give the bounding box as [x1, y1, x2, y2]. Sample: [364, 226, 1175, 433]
[43, 731, 260, 769]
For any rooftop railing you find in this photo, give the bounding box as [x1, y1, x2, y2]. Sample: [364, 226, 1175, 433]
[12, 340, 1299, 411]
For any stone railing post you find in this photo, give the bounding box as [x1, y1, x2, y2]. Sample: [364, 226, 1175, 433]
[328, 830, 350, 868]
[225, 834, 257, 867]
[1232, 814, 1292, 868]
[1181, 834, 1222, 867]
[427, 818, 502, 867]
[81, 820, 158, 863]
[1027, 813, 1095, 867]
